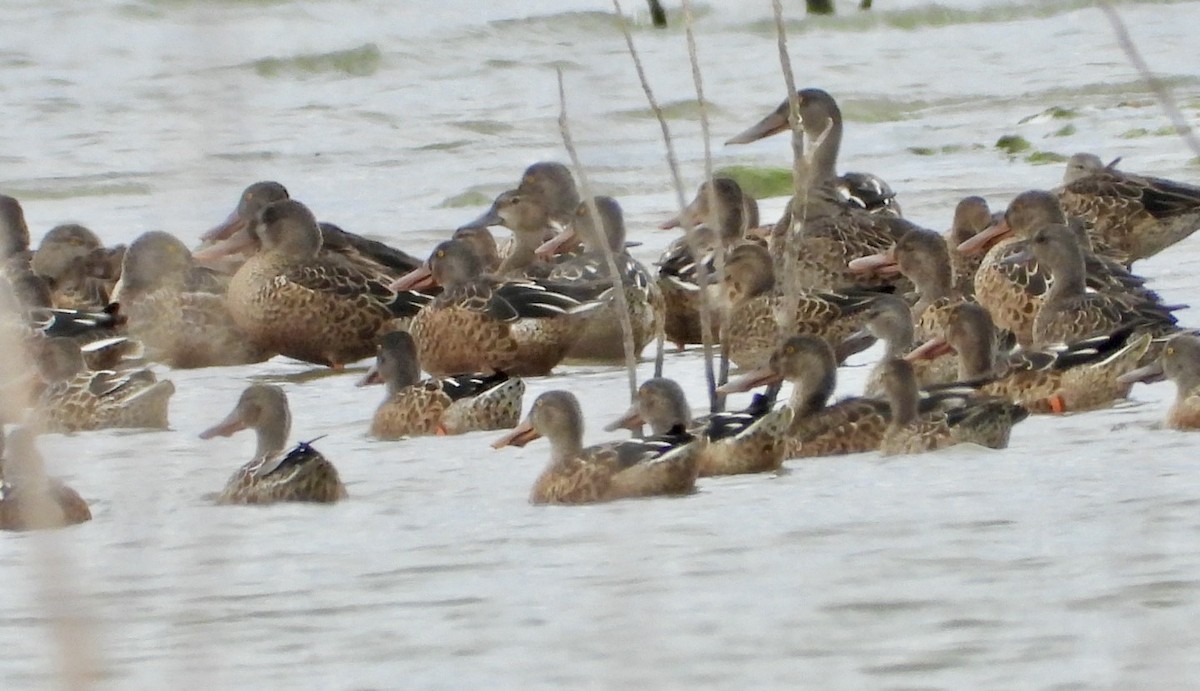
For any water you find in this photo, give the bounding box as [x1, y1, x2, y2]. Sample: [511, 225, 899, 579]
[3, 0, 1200, 687]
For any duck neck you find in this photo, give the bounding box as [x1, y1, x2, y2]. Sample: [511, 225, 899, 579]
[789, 367, 835, 418]
[955, 329, 994, 380]
[548, 430, 584, 465]
[807, 116, 843, 187]
[254, 409, 291, 461]
[889, 377, 918, 426]
[1045, 246, 1087, 302]
[496, 230, 542, 276]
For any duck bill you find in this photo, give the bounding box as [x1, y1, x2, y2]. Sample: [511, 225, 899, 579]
[389, 264, 436, 292]
[1116, 361, 1166, 386]
[726, 108, 790, 145]
[200, 209, 247, 244]
[356, 362, 383, 387]
[458, 205, 503, 231]
[535, 227, 579, 259]
[659, 198, 703, 230]
[491, 420, 541, 449]
[192, 226, 257, 265]
[999, 248, 1034, 266]
[199, 410, 248, 439]
[847, 247, 899, 276]
[603, 404, 645, 432]
[905, 337, 954, 362]
[957, 219, 1011, 255]
[715, 366, 783, 394]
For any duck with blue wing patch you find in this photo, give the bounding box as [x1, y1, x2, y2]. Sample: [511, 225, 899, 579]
[359, 331, 524, 439]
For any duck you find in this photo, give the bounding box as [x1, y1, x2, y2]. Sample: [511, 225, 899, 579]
[606, 377, 793, 476]
[536, 196, 664, 361]
[721, 242, 879, 369]
[195, 181, 422, 278]
[719, 334, 892, 458]
[492, 390, 700, 504]
[458, 188, 558, 277]
[115, 231, 272, 368]
[516, 161, 582, 227]
[391, 238, 596, 377]
[655, 177, 757, 349]
[909, 301, 1151, 414]
[358, 331, 524, 439]
[30, 224, 116, 310]
[959, 189, 1166, 346]
[845, 294, 943, 396]
[199, 384, 347, 504]
[1119, 333, 1200, 430]
[877, 358, 1028, 456]
[218, 199, 429, 367]
[32, 337, 174, 433]
[726, 87, 901, 217]
[1013, 223, 1180, 348]
[0, 427, 91, 531]
[945, 196, 996, 299]
[1058, 152, 1200, 264]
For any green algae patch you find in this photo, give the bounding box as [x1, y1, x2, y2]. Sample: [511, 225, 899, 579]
[1025, 150, 1067, 165]
[1050, 124, 1077, 137]
[438, 190, 495, 209]
[715, 166, 794, 199]
[995, 135, 1032, 155]
[252, 43, 382, 79]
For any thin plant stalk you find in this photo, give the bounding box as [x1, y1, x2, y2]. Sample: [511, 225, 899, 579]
[556, 69, 641, 404]
[612, 0, 722, 413]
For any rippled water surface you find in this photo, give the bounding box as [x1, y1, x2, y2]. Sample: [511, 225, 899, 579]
[4, 0, 1200, 687]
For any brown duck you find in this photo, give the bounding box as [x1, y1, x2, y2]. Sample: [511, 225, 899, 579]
[0, 427, 91, 531]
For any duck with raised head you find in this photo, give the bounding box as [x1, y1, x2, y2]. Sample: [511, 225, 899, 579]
[196, 181, 421, 278]
[959, 189, 1165, 346]
[537, 196, 664, 361]
[911, 301, 1150, 414]
[492, 390, 699, 504]
[218, 199, 430, 368]
[721, 242, 879, 369]
[606, 377, 792, 476]
[720, 335, 890, 458]
[1012, 223, 1180, 348]
[200, 384, 347, 504]
[1058, 152, 1200, 264]
[117, 231, 271, 368]
[393, 239, 595, 377]
[877, 358, 1027, 455]
[655, 177, 757, 349]
[727, 87, 901, 217]
[1120, 333, 1200, 430]
[359, 331, 524, 439]
[945, 196, 995, 298]
[33, 338, 174, 433]
[458, 188, 558, 277]
[0, 428, 91, 531]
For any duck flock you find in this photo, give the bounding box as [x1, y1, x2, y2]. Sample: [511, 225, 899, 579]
[3, 86, 1200, 529]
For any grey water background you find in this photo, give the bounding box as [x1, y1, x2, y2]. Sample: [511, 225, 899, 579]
[3, 0, 1200, 687]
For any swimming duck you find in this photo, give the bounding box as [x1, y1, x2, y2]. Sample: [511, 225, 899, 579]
[196, 181, 421, 278]
[655, 177, 757, 349]
[911, 301, 1151, 414]
[1058, 153, 1200, 264]
[721, 242, 879, 369]
[117, 231, 272, 368]
[1120, 333, 1200, 430]
[959, 190, 1165, 346]
[945, 196, 995, 298]
[537, 196, 664, 361]
[726, 87, 901, 217]
[492, 390, 700, 504]
[845, 293, 943, 396]
[33, 338, 174, 433]
[719, 334, 891, 458]
[0, 427, 91, 531]
[392, 238, 595, 377]
[1013, 223, 1180, 348]
[606, 377, 793, 476]
[200, 384, 347, 504]
[877, 358, 1027, 455]
[358, 331, 524, 439]
[220, 199, 429, 367]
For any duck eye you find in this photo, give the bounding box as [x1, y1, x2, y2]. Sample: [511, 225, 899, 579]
[1167, 346, 1175, 356]
[436, 250, 445, 258]
[784, 346, 796, 355]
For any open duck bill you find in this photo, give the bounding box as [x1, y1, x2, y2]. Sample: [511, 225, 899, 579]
[535, 226, 579, 259]
[356, 362, 383, 387]
[491, 420, 542, 449]
[199, 412, 249, 439]
[603, 404, 645, 432]
[957, 218, 1011, 256]
[200, 209, 247, 244]
[389, 264, 437, 292]
[192, 225, 258, 266]
[847, 246, 900, 276]
[458, 205, 503, 232]
[715, 366, 783, 394]
[904, 337, 954, 362]
[1116, 361, 1166, 386]
[725, 109, 790, 146]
